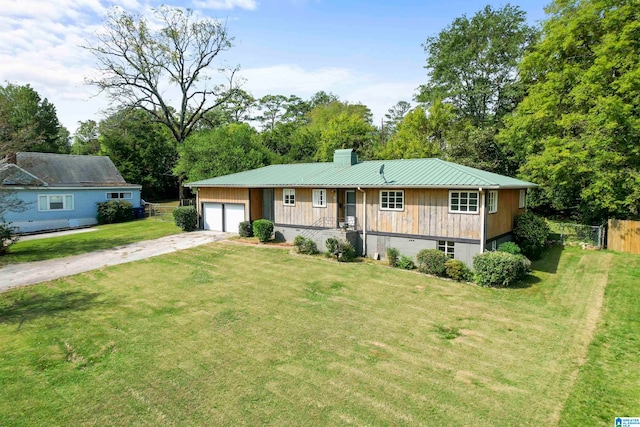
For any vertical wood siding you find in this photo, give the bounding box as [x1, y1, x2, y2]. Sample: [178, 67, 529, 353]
[486, 189, 525, 239]
[249, 189, 263, 221]
[608, 219, 640, 254]
[274, 188, 339, 227]
[364, 188, 481, 239]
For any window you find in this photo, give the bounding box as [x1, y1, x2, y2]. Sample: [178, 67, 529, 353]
[449, 191, 479, 213]
[438, 240, 455, 258]
[380, 190, 404, 211]
[106, 192, 132, 200]
[283, 189, 295, 206]
[488, 190, 498, 214]
[312, 189, 326, 207]
[519, 189, 526, 208]
[38, 194, 74, 211]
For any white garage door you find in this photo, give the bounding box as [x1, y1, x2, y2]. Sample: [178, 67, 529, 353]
[203, 203, 223, 231]
[224, 203, 245, 233]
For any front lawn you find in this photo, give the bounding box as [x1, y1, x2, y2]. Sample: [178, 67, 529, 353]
[1, 219, 181, 266]
[0, 244, 636, 425]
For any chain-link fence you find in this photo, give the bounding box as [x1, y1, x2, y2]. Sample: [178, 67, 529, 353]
[547, 221, 605, 249]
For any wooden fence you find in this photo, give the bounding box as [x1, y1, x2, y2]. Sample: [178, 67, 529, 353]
[608, 219, 640, 254]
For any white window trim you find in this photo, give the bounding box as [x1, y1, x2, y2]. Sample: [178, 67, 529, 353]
[488, 190, 498, 214]
[283, 188, 296, 206]
[448, 190, 479, 214]
[437, 240, 455, 259]
[519, 189, 526, 209]
[38, 194, 74, 211]
[312, 189, 326, 208]
[106, 191, 133, 200]
[379, 190, 404, 211]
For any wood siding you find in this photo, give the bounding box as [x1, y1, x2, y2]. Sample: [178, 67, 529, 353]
[274, 188, 339, 228]
[249, 189, 263, 221]
[608, 219, 640, 254]
[486, 189, 525, 239]
[364, 188, 481, 240]
[197, 187, 249, 221]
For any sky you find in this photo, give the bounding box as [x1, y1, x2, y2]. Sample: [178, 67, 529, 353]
[0, 0, 549, 135]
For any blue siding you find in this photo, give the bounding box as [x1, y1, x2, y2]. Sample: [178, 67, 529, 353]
[3, 187, 141, 233]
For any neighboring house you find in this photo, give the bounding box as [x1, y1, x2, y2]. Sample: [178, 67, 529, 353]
[186, 149, 536, 266]
[0, 152, 142, 233]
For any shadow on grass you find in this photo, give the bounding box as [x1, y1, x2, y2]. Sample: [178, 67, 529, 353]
[6, 237, 140, 263]
[532, 244, 564, 274]
[0, 290, 103, 329]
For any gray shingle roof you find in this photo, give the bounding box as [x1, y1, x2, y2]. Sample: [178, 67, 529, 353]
[1, 152, 138, 187]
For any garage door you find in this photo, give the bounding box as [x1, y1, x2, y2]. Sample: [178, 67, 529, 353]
[203, 203, 223, 231]
[224, 203, 245, 233]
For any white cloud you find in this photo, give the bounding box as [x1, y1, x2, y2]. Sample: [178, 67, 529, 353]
[192, 0, 257, 10]
[239, 64, 419, 123]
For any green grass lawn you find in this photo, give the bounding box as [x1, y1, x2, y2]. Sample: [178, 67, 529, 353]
[1, 219, 181, 266]
[0, 243, 637, 425]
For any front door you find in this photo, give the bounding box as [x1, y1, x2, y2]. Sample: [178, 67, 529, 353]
[262, 189, 274, 222]
[345, 190, 356, 228]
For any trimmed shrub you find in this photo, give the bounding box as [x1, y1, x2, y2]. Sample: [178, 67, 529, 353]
[397, 255, 415, 270]
[473, 251, 524, 287]
[498, 241, 521, 255]
[386, 247, 400, 267]
[173, 206, 197, 231]
[0, 221, 17, 256]
[97, 200, 134, 224]
[513, 212, 550, 259]
[238, 221, 253, 237]
[416, 249, 449, 276]
[293, 235, 318, 255]
[325, 237, 355, 262]
[252, 219, 274, 243]
[444, 259, 472, 282]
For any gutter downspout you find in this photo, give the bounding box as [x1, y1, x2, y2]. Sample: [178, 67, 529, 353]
[479, 187, 486, 253]
[357, 187, 366, 257]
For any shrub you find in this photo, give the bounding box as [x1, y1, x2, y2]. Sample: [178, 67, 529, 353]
[513, 212, 550, 259]
[497, 241, 521, 255]
[238, 221, 253, 237]
[473, 251, 524, 287]
[416, 249, 449, 276]
[293, 235, 318, 255]
[173, 206, 197, 231]
[325, 237, 355, 262]
[0, 221, 17, 256]
[444, 259, 472, 282]
[386, 247, 400, 267]
[252, 219, 274, 242]
[397, 255, 415, 270]
[97, 200, 134, 224]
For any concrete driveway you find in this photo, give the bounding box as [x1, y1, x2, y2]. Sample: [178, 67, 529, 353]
[0, 231, 232, 292]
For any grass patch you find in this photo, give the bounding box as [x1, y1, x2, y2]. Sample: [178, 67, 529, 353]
[0, 244, 636, 425]
[559, 251, 640, 425]
[2, 219, 181, 266]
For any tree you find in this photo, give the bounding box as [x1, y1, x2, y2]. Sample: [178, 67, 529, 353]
[383, 100, 412, 137]
[175, 123, 270, 182]
[99, 108, 178, 200]
[377, 107, 440, 160]
[499, 0, 640, 222]
[418, 5, 538, 126]
[0, 83, 69, 156]
[84, 6, 239, 196]
[72, 120, 100, 155]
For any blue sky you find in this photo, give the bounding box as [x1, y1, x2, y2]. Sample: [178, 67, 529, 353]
[0, 0, 549, 134]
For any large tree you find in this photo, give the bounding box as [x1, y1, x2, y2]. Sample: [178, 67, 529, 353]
[418, 5, 538, 126]
[99, 108, 178, 200]
[71, 120, 100, 155]
[175, 123, 270, 182]
[85, 6, 239, 195]
[0, 83, 69, 156]
[500, 0, 640, 222]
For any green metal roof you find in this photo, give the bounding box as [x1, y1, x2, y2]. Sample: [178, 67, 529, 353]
[186, 156, 536, 189]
